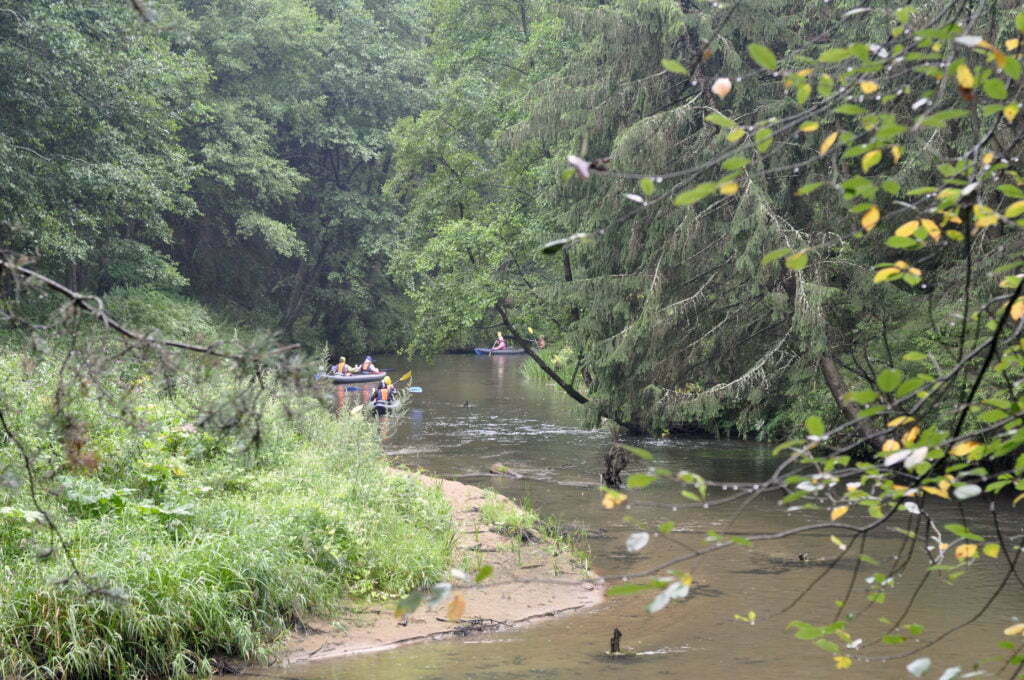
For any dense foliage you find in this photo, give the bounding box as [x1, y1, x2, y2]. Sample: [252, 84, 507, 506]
[0, 292, 453, 679]
[0, 0, 423, 352]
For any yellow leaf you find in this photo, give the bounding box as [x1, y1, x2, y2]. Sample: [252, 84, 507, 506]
[891, 145, 902, 163]
[1006, 200, 1024, 219]
[874, 267, 902, 283]
[830, 535, 847, 551]
[1005, 623, 1024, 636]
[527, 326, 534, 334]
[800, 121, 820, 132]
[831, 505, 849, 521]
[860, 80, 879, 94]
[1007, 38, 1021, 52]
[719, 181, 740, 195]
[727, 127, 746, 142]
[895, 220, 921, 238]
[1011, 299, 1024, 321]
[447, 594, 466, 622]
[834, 655, 853, 670]
[1014, 491, 1024, 506]
[882, 439, 901, 453]
[920, 219, 941, 242]
[1005, 104, 1020, 124]
[939, 542, 949, 551]
[956, 63, 975, 90]
[861, 149, 882, 173]
[901, 426, 921, 446]
[922, 485, 950, 499]
[950, 441, 981, 457]
[894, 260, 910, 270]
[973, 204, 999, 228]
[820, 131, 839, 156]
[955, 543, 978, 560]
[887, 416, 915, 427]
[983, 543, 1001, 559]
[796, 68, 813, 77]
[861, 205, 880, 231]
[602, 490, 628, 509]
[983, 152, 995, 165]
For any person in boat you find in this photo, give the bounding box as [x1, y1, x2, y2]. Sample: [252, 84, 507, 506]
[371, 376, 395, 413]
[537, 335, 546, 349]
[491, 333, 507, 351]
[332, 356, 355, 375]
[360, 355, 378, 373]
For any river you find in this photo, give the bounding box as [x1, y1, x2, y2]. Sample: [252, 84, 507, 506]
[267, 354, 1023, 679]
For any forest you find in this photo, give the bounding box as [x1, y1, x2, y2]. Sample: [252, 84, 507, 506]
[2, 0, 1024, 677]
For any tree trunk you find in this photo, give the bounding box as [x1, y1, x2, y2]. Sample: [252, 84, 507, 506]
[819, 355, 885, 449]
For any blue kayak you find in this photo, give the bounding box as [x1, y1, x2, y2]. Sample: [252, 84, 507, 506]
[315, 371, 387, 384]
[473, 347, 525, 356]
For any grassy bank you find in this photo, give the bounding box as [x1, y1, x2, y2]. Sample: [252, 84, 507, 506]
[0, 346, 454, 679]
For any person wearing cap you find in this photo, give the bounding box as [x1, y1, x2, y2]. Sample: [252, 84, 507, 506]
[332, 355, 355, 375]
[360, 355, 378, 373]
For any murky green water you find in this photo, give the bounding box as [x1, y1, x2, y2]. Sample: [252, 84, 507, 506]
[265, 355, 1023, 679]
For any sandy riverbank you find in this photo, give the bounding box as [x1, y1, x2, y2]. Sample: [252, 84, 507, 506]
[266, 471, 603, 667]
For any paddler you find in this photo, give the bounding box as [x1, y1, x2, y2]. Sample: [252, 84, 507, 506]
[360, 355, 378, 373]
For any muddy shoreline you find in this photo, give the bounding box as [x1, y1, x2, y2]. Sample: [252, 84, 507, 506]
[250, 471, 603, 671]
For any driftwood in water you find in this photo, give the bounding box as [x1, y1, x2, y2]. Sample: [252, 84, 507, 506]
[602, 444, 631, 488]
[610, 627, 622, 654]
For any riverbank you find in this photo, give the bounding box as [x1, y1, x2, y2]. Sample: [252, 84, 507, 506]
[0, 349, 455, 680]
[273, 472, 603, 666]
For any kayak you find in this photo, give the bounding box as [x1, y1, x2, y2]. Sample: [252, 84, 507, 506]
[473, 348, 525, 356]
[372, 400, 403, 416]
[316, 371, 387, 384]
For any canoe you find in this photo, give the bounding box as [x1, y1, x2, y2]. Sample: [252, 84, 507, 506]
[473, 348, 525, 356]
[316, 371, 387, 384]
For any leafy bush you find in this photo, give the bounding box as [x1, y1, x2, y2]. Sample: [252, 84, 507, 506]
[0, 349, 455, 679]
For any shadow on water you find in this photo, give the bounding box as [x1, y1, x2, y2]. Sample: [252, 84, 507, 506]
[257, 354, 1024, 680]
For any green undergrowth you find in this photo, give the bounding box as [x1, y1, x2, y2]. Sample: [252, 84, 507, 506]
[0, 348, 455, 679]
[477, 490, 588, 570]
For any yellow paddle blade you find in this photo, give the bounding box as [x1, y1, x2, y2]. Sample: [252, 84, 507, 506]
[399, 370, 413, 382]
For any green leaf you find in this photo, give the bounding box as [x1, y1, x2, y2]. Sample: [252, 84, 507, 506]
[817, 74, 835, 96]
[885, 236, 918, 249]
[845, 389, 878, 405]
[877, 368, 904, 393]
[707, 112, 738, 128]
[815, 639, 840, 653]
[903, 351, 927, 361]
[475, 565, 494, 582]
[785, 251, 808, 270]
[626, 474, 656, 489]
[673, 182, 717, 206]
[755, 128, 774, 152]
[722, 155, 750, 171]
[805, 415, 825, 436]
[620, 444, 653, 460]
[1017, 12, 1024, 33]
[795, 181, 824, 196]
[762, 247, 792, 264]
[608, 582, 660, 596]
[748, 43, 778, 70]
[395, 591, 423, 616]
[819, 48, 850, 63]
[662, 58, 689, 75]
[639, 177, 656, 196]
[983, 78, 1008, 100]
[944, 523, 985, 542]
[920, 109, 969, 127]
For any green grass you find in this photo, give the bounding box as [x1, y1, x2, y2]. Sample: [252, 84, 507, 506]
[0, 347, 455, 679]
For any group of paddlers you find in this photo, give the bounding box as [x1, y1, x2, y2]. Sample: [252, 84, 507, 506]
[330, 355, 378, 375]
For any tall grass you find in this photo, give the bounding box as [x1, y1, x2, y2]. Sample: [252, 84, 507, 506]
[0, 347, 455, 679]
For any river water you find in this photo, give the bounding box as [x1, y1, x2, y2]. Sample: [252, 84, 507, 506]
[277, 354, 1022, 679]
